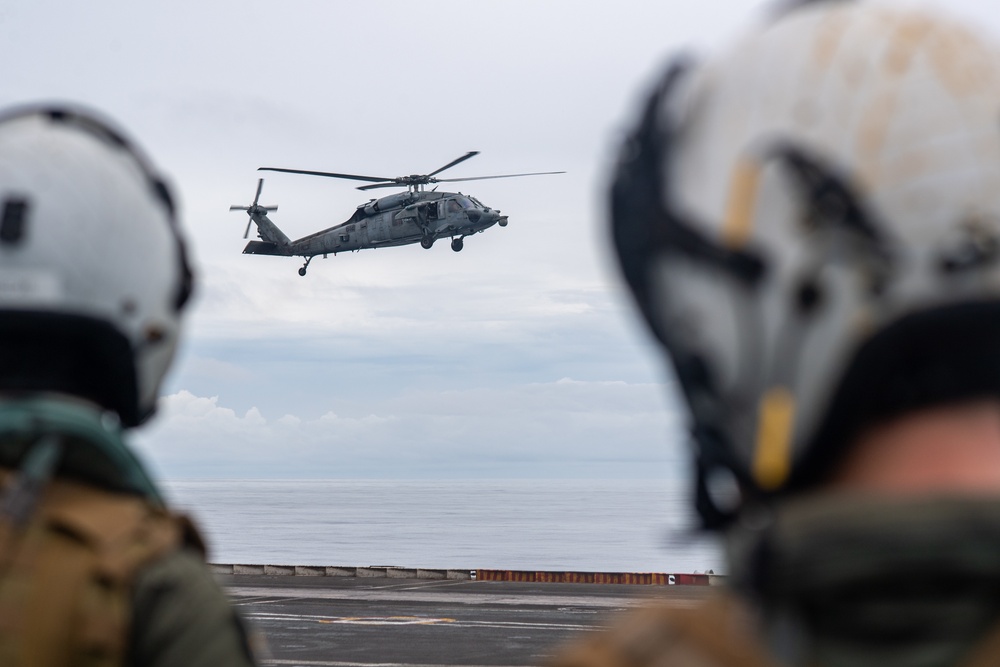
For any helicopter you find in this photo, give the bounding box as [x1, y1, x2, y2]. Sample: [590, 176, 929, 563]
[230, 151, 564, 276]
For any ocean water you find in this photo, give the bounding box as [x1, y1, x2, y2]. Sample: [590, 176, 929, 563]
[162, 479, 725, 574]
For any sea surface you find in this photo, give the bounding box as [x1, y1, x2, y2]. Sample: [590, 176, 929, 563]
[163, 479, 725, 574]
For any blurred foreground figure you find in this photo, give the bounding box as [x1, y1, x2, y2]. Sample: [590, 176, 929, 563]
[0, 106, 256, 666]
[557, 2, 1000, 666]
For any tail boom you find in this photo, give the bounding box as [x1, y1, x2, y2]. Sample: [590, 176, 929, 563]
[247, 211, 291, 247]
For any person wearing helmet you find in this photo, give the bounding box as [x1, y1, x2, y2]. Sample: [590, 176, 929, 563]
[556, 2, 1000, 667]
[0, 106, 257, 666]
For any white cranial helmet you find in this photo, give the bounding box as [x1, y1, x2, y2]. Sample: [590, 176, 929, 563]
[0, 105, 193, 426]
[611, 0, 1000, 526]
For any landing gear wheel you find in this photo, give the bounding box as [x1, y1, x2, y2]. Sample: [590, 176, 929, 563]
[298, 267, 307, 277]
[451, 238, 464, 252]
[420, 237, 434, 250]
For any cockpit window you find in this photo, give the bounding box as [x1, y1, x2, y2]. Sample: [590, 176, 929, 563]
[446, 197, 476, 214]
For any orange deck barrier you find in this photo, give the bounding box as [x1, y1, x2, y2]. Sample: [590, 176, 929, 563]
[474, 570, 712, 585]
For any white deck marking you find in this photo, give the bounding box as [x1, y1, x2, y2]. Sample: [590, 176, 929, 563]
[246, 610, 600, 631]
[227, 585, 669, 609]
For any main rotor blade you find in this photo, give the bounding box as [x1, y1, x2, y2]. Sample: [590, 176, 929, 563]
[357, 182, 409, 191]
[427, 151, 480, 177]
[258, 167, 392, 183]
[435, 171, 566, 183]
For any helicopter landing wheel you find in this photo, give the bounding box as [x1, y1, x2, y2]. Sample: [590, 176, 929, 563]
[298, 267, 307, 277]
[299, 257, 313, 276]
[451, 238, 464, 252]
[420, 236, 434, 250]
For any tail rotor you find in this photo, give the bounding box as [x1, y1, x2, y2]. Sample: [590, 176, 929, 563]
[230, 178, 278, 239]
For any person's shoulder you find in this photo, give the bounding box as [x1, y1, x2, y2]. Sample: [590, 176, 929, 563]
[129, 547, 261, 667]
[551, 591, 777, 667]
[135, 546, 218, 593]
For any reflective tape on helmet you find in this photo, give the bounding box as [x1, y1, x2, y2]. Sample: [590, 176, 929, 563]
[721, 158, 763, 249]
[753, 388, 796, 490]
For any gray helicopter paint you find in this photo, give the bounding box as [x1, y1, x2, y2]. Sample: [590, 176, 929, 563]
[240, 188, 506, 271]
[236, 152, 559, 274]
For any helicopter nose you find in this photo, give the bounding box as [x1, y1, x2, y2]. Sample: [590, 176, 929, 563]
[465, 210, 482, 224]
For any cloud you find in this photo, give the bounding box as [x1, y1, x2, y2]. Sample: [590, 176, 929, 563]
[132, 378, 687, 480]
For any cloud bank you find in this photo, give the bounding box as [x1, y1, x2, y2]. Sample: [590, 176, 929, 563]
[133, 377, 687, 480]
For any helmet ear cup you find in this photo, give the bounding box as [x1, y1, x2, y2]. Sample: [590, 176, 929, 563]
[0, 105, 194, 426]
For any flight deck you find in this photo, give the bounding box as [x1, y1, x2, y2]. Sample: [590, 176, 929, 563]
[221, 572, 714, 667]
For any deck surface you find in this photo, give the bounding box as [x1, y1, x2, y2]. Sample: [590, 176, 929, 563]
[222, 574, 713, 667]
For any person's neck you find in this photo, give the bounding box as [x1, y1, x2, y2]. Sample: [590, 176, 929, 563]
[828, 399, 1000, 495]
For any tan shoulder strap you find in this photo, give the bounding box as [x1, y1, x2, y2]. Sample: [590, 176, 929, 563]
[41, 478, 184, 581]
[552, 593, 780, 667]
[0, 476, 186, 667]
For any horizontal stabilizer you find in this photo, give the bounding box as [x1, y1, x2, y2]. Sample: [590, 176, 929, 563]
[243, 241, 283, 255]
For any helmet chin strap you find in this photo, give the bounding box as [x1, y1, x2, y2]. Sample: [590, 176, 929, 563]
[729, 493, 1000, 667]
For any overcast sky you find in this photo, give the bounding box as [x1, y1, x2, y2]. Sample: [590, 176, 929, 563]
[3, 0, 998, 482]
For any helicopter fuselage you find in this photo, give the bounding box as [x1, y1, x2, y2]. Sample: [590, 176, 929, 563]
[234, 151, 561, 275]
[242, 190, 507, 266]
